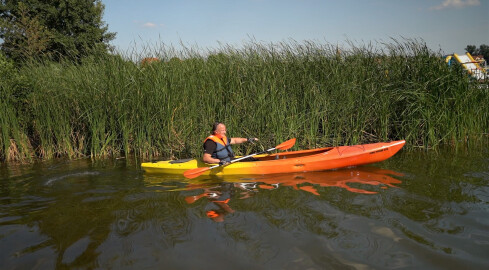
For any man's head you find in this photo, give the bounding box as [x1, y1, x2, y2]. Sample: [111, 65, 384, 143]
[212, 122, 227, 138]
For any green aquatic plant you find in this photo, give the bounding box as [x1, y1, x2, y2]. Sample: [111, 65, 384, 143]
[1, 39, 487, 162]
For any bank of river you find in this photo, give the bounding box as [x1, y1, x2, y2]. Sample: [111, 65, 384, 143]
[0, 142, 488, 269]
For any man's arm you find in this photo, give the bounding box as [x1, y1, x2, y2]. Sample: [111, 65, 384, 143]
[230, 137, 258, 144]
[203, 153, 220, 164]
[202, 140, 220, 164]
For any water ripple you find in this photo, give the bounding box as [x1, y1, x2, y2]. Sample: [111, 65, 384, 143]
[44, 171, 101, 186]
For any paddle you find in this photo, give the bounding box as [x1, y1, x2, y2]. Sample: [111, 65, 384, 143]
[183, 138, 296, 179]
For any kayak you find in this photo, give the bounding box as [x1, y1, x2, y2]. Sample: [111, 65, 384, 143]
[141, 140, 405, 176]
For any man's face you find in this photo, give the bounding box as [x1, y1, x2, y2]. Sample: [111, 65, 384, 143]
[215, 124, 227, 137]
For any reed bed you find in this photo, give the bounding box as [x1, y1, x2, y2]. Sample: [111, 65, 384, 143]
[1, 39, 487, 162]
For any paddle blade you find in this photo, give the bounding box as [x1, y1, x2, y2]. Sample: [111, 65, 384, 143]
[275, 138, 296, 150]
[183, 167, 210, 179]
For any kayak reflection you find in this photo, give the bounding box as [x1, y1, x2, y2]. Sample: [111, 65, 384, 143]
[248, 166, 404, 195]
[146, 166, 404, 222]
[144, 166, 403, 221]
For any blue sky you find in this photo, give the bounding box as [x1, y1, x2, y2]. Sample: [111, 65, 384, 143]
[102, 0, 489, 56]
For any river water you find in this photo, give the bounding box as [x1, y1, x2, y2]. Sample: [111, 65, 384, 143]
[1, 142, 488, 269]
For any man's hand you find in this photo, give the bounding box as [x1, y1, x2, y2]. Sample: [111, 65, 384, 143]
[247, 137, 258, 143]
[219, 160, 230, 166]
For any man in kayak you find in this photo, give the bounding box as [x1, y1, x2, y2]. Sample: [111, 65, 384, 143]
[203, 122, 258, 165]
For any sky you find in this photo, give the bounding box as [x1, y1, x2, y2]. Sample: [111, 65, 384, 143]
[102, 0, 489, 56]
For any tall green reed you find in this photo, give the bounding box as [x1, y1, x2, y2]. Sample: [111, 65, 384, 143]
[1, 39, 487, 162]
[0, 52, 33, 162]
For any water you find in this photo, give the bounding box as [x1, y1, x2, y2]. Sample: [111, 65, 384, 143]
[0, 144, 488, 269]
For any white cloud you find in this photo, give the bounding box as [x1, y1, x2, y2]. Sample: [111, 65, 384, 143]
[430, 0, 480, 10]
[143, 22, 157, 28]
[133, 21, 164, 28]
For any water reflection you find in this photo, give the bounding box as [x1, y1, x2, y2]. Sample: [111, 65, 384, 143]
[2, 146, 488, 269]
[145, 166, 404, 194]
[244, 167, 404, 195]
[144, 166, 404, 222]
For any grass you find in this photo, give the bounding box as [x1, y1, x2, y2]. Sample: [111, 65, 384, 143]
[1, 39, 488, 162]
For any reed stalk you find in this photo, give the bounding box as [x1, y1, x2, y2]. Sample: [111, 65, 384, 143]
[1, 39, 487, 162]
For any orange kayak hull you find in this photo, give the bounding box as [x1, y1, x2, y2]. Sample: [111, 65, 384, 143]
[141, 140, 406, 176]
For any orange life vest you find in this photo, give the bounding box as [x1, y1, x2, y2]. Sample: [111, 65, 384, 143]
[203, 135, 234, 162]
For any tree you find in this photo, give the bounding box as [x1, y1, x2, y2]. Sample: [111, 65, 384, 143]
[465, 44, 489, 63]
[0, 2, 53, 60]
[479, 45, 489, 63]
[0, 0, 115, 62]
[465, 45, 477, 55]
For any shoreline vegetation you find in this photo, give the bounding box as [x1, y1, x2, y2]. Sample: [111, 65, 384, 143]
[1, 39, 488, 163]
